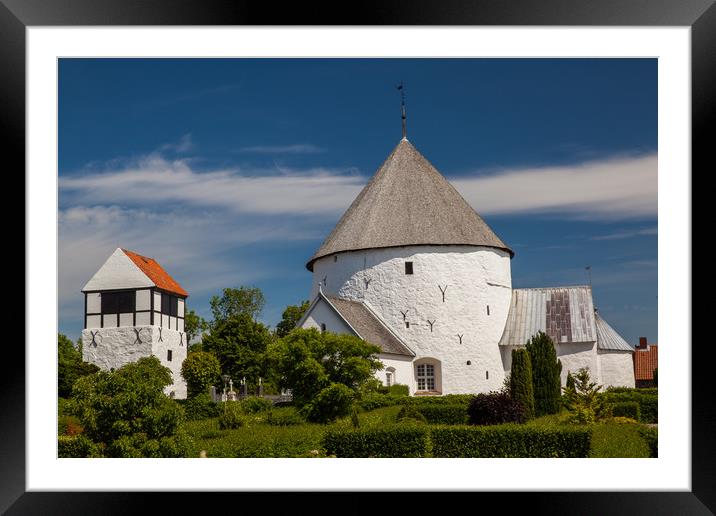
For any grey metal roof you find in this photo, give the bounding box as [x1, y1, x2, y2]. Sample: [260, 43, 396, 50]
[306, 139, 512, 270]
[594, 311, 634, 352]
[499, 286, 597, 346]
[325, 295, 415, 357]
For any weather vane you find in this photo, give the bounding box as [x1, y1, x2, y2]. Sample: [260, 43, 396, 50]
[397, 81, 407, 140]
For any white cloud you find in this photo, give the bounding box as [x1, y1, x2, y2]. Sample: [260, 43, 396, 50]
[157, 133, 194, 153]
[238, 144, 324, 154]
[452, 153, 657, 220]
[591, 226, 658, 240]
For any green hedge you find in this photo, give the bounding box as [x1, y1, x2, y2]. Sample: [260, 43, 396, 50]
[431, 425, 592, 458]
[402, 394, 474, 406]
[322, 425, 429, 457]
[602, 392, 657, 423]
[611, 401, 640, 421]
[386, 384, 409, 396]
[358, 393, 404, 411]
[639, 427, 658, 458]
[414, 405, 467, 425]
[606, 387, 658, 396]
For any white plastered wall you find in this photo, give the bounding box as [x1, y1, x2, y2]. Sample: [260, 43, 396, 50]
[311, 245, 512, 394]
[81, 325, 188, 399]
[598, 349, 636, 388]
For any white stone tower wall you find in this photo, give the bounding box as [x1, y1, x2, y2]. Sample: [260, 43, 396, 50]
[81, 326, 188, 399]
[311, 245, 513, 394]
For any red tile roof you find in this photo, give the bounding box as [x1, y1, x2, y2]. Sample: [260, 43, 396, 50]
[634, 345, 658, 380]
[122, 249, 188, 297]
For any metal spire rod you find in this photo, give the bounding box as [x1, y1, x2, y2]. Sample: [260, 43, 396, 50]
[397, 81, 407, 140]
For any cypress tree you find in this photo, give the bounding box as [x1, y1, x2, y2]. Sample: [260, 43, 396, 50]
[510, 348, 535, 420]
[525, 331, 561, 416]
[566, 371, 576, 390]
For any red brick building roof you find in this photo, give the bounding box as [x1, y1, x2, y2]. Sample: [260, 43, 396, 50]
[122, 249, 189, 297]
[634, 345, 658, 380]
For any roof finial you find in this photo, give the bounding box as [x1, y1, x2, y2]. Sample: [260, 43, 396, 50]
[397, 81, 407, 140]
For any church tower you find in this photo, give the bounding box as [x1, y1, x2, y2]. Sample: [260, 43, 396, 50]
[300, 137, 514, 395]
[80, 248, 189, 398]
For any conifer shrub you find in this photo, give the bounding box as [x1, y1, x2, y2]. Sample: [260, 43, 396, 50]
[431, 425, 592, 458]
[526, 331, 562, 416]
[510, 348, 535, 420]
[467, 391, 525, 425]
[322, 425, 429, 457]
[562, 367, 609, 424]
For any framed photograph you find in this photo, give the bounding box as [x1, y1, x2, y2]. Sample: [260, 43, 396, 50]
[6, 0, 711, 512]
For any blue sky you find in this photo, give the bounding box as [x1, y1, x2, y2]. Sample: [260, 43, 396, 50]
[58, 58, 657, 346]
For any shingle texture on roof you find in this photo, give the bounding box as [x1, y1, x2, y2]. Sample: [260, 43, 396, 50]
[122, 249, 188, 297]
[634, 345, 658, 380]
[595, 312, 634, 351]
[325, 295, 414, 356]
[306, 139, 512, 270]
[499, 286, 597, 346]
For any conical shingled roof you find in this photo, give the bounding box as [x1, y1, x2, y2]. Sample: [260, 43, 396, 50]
[306, 139, 512, 270]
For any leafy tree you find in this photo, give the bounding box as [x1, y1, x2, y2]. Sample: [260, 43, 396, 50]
[510, 348, 535, 420]
[267, 328, 382, 417]
[302, 383, 355, 424]
[68, 356, 189, 457]
[180, 351, 222, 398]
[58, 333, 99, 398]
[275, 300, 310, 338]
[184, 309, 207, 344]
[201, 312, 272, 390]
[526, 331, 562, 416]
[561, 366, 609, 424]
[209, 287, 265, 325]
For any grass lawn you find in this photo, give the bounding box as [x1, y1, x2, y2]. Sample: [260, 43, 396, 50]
[180, 405, 654, 458]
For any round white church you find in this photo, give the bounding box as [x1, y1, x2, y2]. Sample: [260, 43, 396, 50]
[298, 137, 635, 395]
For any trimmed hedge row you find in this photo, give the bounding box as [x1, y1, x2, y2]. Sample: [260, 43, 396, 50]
[414, 405, 468, 425]
[322, 425, 430, 457]
[610, 401, 640, 421]
[403, 394, 474, 406]
[431, 425, 592, 458]
[639, 427, 658, 458]
[602, 391, 657, 423]
[606, 387, 658, 396]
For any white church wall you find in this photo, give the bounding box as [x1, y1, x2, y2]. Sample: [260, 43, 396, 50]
[86, 292, 101, 313]
[374, 354, 415, 394]
[136, 289, 151, 311]
[598, 349, 635, 388]
[302, 299, 355, 335]
[311, 245, 512, 394]
[86, 314, 102, 328]
[136, 312, 151, 326]
[81, 325, 188, 399]
[556, 341, 599, 386]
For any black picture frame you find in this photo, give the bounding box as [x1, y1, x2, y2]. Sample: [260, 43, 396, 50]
[5, 0, 711, 513]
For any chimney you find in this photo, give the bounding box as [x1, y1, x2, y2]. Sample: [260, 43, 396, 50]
[638, 337, 648, 350]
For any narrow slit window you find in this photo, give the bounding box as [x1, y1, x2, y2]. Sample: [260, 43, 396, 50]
[167, 350, 173, 362]
[405, 321, 410, 329]
[486, 370, 489, 380]
[320, 323, 326, 333]
[405, 261, 413, 275]
[487, 305, 490, 316]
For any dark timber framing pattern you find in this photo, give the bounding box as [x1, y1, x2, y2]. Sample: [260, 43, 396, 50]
[83, 287, 187, 330]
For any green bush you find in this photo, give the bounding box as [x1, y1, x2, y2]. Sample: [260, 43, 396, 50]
[467, 391, 524, 425]
[413, 405, 467, 425]
[387, 384, 409, 396]
[240, 396, 274, 414]
[611, 401, 640, 421]
[218, 402, 246, 429]
[640, 427, 658, 458]
[395, 405, 428, 424]
[358, 392, 403, 411]
[180, 351, 221, 398]
[431, 425, 592, 458]
[322, 425, 430, 457]
[639, 396, 658, 423]
[184, 392, 221, 420]
[303, 383, 355, 424]
[58, 434, 102, 458]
